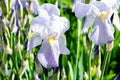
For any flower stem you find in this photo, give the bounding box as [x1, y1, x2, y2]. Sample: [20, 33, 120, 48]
[100, 52, 110, 80]
[89, 44, 94, 80]
[74, 19, 81, 80]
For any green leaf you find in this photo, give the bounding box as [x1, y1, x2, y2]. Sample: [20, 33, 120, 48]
[68, 61, 74, 80]
[77, 52, 83, 80]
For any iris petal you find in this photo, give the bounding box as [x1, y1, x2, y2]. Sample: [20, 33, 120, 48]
[50, 14, 70, 36]
[30, 12, 50, 33]
[37, 40, 60, 68]
[113, 11, 120, 30]
[28, 33, 42, 52]
[91, 1, 110, 11]
[30, 0, 39, 15]
[40, 3, 60, 16]
[82, 15, 95, 33]
[58, 35, 70, 55]
[90, 17, 114, 45]
[73, 2, 98, 19]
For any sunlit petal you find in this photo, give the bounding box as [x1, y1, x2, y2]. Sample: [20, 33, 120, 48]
[91, 1, 110, 11]
[50, 15, 70, 36]
[30, 13, 50, 33]
[40, 3, 60, 16]
[73, 2, 98, 19]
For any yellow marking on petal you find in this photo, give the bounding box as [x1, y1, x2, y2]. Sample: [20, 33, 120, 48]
[99, 11, 110, 20]
[48, 37, 55, 43]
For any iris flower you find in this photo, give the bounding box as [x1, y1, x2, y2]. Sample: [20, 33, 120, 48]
[73, 0, 120, 45]
[29, 3, 70, 68]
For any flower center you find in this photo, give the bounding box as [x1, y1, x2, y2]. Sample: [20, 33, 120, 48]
[48, 37, 55, 43]
[99, 11, 110, 20]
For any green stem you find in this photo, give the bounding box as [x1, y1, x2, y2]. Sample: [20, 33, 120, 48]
[74, 19, 81, 80]
[105, 52, 111, 78]
[100, 52, 110, 80]
[89, 44, 94, 80]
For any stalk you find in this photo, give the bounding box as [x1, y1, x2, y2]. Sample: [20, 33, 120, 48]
[74, 19, 81, 80]
[89, 44, 94, 80]
[100, 52, 110, 80]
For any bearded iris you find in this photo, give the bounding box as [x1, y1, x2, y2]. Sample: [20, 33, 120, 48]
[73, 0, 120, 45]
[29, 3, 70, 68]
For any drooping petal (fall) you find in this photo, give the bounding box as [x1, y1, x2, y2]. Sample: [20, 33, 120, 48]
[37, 40, 60, 68]
[58, 35, 70, 55]
[90, 17, 114, 45]
[28, 33, 42, 52]
[82, 15, 95, 33]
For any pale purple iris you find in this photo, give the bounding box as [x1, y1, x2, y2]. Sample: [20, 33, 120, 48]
[73, 0, 120, 45]
[29, 3, 70, 68]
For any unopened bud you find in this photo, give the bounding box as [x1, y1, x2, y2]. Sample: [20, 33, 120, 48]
[15, 42, 21, 51]
[4, 45, 12, 55]
[0, 62, 11, 77]
[84, 72, 88, 80]
[0, 0, 7, 15]
[48, 69, 53, 78]
[106, 41, 114, 52]
[94, 45, 101, 66]
[52, 69, 60, 80]
[6, 70, 12, 77]
[91, 65, 96, 76]
[61, 67, 67, 80]
[34, 72, 41, 80]
[10, 73, 15, 80]
[35, 60, 43, 74]
[0, 62, 6, 76]
[83, 34, 91, 52]
[96, 65, 101, 79]
[30, 53, 34, 61]
[19, 59, 28, 78]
